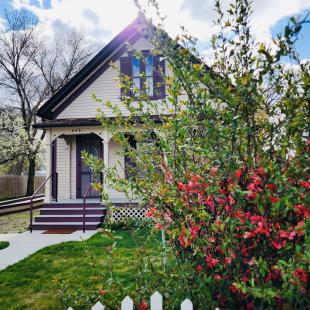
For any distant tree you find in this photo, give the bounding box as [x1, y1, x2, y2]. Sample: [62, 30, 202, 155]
[0, 9, 94, 195]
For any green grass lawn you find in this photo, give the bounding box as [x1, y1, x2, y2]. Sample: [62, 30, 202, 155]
[0, 210, 39, 233]
[0, 241, 9, 250]
[0, 228, 162, 310]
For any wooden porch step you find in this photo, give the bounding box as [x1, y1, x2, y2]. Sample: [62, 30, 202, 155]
[43, 203, 102, 208]
[32, 203, 107, 231]
[31, 222, 102, 230]
[40, 207, 106, 215]
[35, 215, 104, 223]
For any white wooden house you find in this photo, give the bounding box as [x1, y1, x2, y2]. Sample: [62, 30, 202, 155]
[32, 17, 168, 230]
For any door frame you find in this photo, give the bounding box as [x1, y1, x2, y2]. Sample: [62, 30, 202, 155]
[76, 134, 103, 198]
[51, 139, 57, 201]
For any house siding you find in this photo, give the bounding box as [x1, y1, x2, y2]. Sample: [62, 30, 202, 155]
[57, 37, 164, 120]
[56, 137, 70, 199]
[45, 35, 187, 203]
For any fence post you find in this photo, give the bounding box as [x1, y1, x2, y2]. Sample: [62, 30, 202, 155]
[181, 298, 193, 310]
[121, 296, 134, 310]
[151, 291, 163, 310]
[91, 301, 105, 310]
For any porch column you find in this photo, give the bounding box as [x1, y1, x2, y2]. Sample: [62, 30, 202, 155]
[44, 132, 52, 203]
[103, 140, 109, 191]
[64, 136, 71, 199]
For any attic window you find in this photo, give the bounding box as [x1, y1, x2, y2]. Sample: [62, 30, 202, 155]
[120, 51, 165, 99]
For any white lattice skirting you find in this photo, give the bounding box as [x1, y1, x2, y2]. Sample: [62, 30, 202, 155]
[110, 207, 149, 222]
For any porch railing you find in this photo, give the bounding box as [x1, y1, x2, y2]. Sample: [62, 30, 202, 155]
[83, 185, 92, 233]
[29, 173, 57, 233]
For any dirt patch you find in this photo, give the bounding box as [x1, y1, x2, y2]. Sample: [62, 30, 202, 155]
[0, 210, 39, 233]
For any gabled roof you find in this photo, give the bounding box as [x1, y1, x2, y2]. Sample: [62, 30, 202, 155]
[37, 16, 145, 120]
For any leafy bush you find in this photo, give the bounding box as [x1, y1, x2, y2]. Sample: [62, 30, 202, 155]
[85, 0, 310, 307]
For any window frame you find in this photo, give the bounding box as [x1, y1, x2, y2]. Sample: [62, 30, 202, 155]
[121, 50, 165, 100]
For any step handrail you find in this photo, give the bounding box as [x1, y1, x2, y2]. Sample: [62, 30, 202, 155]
[83, 185, 92, 233]
[29, 174, 53, 233]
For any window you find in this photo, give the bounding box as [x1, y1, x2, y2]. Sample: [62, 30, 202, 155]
[145, 55, 154, 96]
[120, 51, 165, 99]
[132, 56, 141, 93]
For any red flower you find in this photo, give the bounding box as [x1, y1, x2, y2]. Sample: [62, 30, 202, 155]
[278, 230, 289, 238]
[247, 192, 257, 200]
[155, 223, 163, 230]
[266, 183, 276, 191]
[178, 233, 191, 248]
[139, 300, 148, 310]
[295, 204, 310, 218]
[244, 231, 254, 239]
[225, 204, 231, 213]
[294, 268, 308, 284]
[271, 239, 286, 250]
[257, 166, 266, 176]
[177, 182, 185, 190]
[269, 196, 280, 204]
[288, 230, 296, 240]
[229, 285, 238, 293]
[234, 169, 243, 178]
[145, 207, 157, 218]
[205, 195, 215, 211]
[300, 180, 310, 189]
[188, 180, 195, 189]
[247, 183, 256, 191]
[99, 290, 106, 296]
[224, 257, 232, 265]
[295, 220, 305, 235]
[205, 254, 219, 268]
[190, 225, 200, 239]
[207, 236, 216, 243]
[197, 264, 203, 273]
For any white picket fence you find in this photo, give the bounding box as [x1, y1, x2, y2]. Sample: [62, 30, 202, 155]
[68, 291, 196, 310]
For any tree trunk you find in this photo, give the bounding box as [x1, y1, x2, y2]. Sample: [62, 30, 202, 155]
[26, 155, 36, 196]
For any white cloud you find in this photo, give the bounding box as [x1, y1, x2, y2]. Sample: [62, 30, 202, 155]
[180, 0, 310, 43]
[10, 0, 310, 49]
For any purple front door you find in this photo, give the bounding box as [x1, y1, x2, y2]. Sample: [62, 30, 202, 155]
[76, 134, 102, 198]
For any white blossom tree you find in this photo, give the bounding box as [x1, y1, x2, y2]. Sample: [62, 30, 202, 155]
[0, 9, 94, 195]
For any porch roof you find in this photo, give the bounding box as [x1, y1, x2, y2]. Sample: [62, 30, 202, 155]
[33, 115, 163, 129]
[33, 118, 100, 129]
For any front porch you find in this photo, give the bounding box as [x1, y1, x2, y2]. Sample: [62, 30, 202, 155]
[44, 125, 128, 204]
[32, 124, 136, 231]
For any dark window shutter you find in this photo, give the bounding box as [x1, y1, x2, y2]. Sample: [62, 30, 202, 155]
[125, 135, 137, 179]
[120, 56, 132, 97]
[154, 55, 165, 99]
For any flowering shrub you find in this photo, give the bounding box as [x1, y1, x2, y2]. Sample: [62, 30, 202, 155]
[85, 0, 310, 308]
[145, 142, 309, 307]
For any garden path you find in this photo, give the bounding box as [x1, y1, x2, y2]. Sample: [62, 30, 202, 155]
[0, 230, 96, 270]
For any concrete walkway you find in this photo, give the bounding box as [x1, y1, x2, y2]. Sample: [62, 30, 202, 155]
[0, 230, 96, 271]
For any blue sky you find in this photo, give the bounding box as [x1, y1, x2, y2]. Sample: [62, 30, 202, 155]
[0, 0, 309, 59]
[271, 13, 310, 59]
